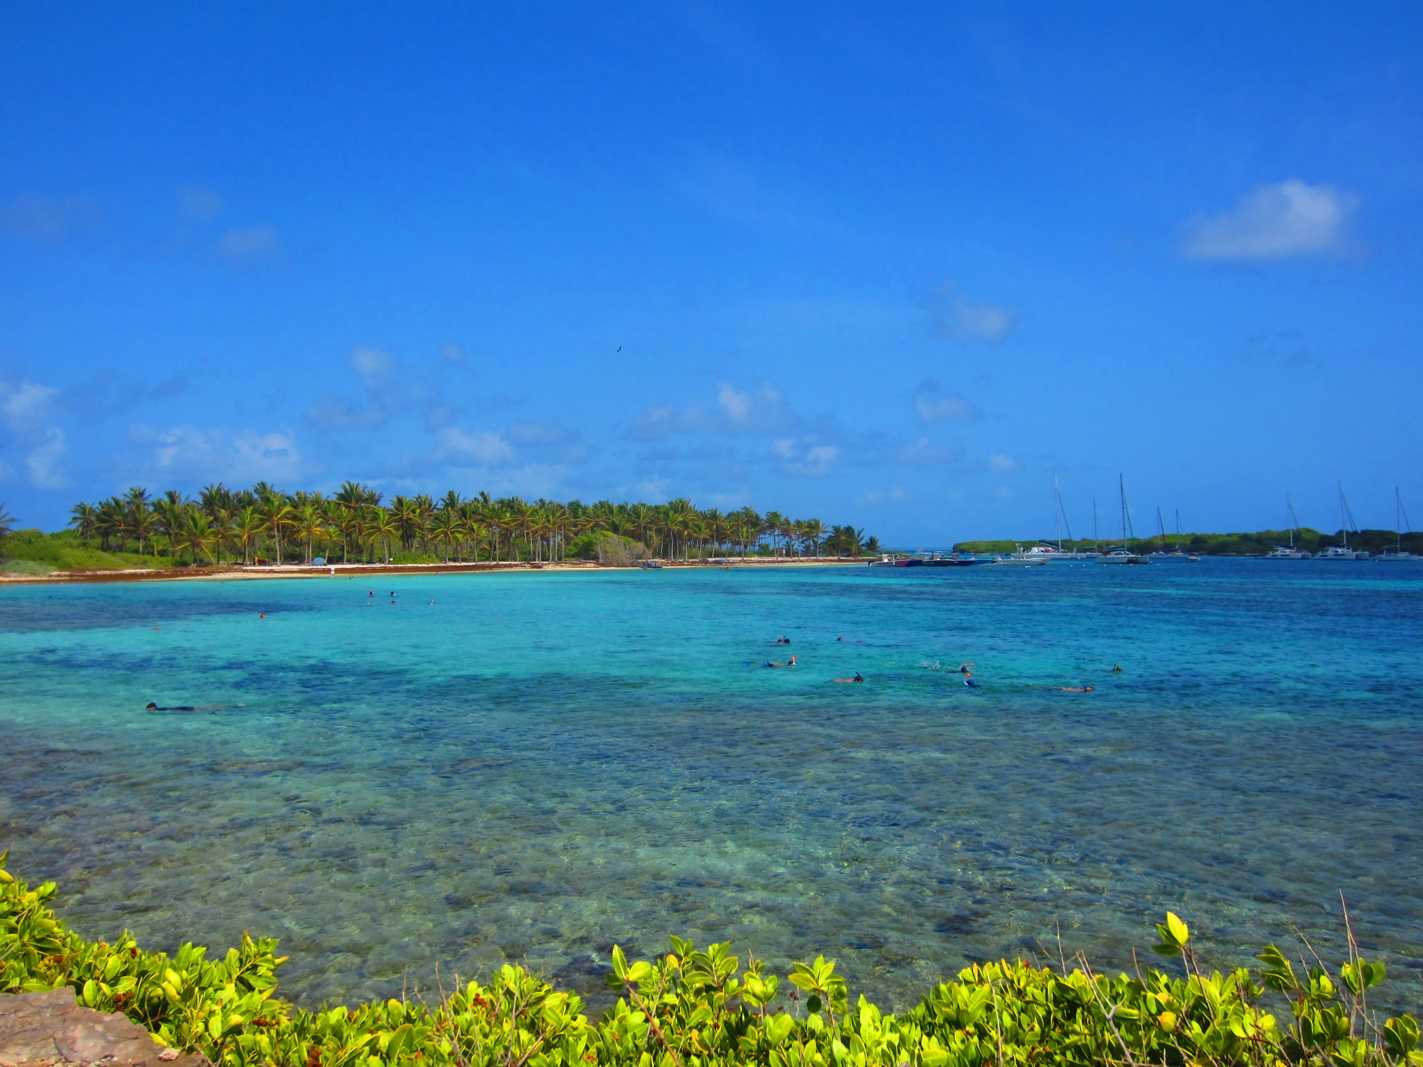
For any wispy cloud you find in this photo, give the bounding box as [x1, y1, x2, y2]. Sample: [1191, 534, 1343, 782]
[1183, 180, 1357, 261]
[351, 346, 391, 385]
[930, 284, 1015, 344]
[26, 428, 67, 489]
[1, 380, 59, 430]
[177, 185, 223, 222]
[0, 194, 100, 241]
[136, 425, 303, 483]
[988, 451, 1020, 474]
[913, 378, 982, 424]
[772, 437, 839, 476]
[435, 427, 514, 464]
[219, 225, 280, 260]
[898, 435, 963, 466]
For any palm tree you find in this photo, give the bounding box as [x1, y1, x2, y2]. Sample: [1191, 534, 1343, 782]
[258, 493, 293, 565]
[0, 502, 14, 548]
[802, 518, 825, 558]
[373, 508, 399, 563]
[292, 502, 326, 564]
[69, 502, 97, 543]
[177, 507, 217, 566]
[233, 506, 263, 566]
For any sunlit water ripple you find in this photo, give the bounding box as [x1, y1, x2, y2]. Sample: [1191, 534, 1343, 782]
[2, 560, 1420, 1011]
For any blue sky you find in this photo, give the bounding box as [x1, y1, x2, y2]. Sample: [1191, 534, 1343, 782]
[3, 4, 1421, 544]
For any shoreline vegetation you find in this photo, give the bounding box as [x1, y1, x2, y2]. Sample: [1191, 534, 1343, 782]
[955, 528, 1421, 557]
[2, 856, 1418, 1067]
[0, 483, 880, 581]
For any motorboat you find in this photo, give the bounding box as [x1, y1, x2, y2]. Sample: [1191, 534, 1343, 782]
[1318, 546, 1370, 561]
[994, 546, 1050, 566]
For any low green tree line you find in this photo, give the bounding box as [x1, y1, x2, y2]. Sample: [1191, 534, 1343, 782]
[955, 528, 1421, 556]
[52, 484, 874, 566]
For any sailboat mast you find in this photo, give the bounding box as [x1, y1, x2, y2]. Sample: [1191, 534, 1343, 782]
[1175, 508, 1181, 536]
[1120, 475, 1127, 543]
[1287, 493, 1300, 549]
[1092, 496, 1098, 548]
[1156, 506, 1166, 548]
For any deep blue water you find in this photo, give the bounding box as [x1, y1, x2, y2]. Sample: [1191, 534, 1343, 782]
[2, 559, 1421, 1010]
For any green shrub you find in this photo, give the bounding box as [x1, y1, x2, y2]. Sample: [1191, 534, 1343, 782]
[1, 529, 163, 572]
[1, 853, 1417, 1066]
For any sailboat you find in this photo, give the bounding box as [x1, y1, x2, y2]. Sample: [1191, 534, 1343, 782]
[1263, 495, 1311, 558]
[1098, 475, 1149, 564]
[1377, 487, 1419, 561]
[1043, 475, 1097, 559]
[1318, 483, 1370, 560]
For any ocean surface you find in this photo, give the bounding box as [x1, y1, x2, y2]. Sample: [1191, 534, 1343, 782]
[2, 559, 1421, 1012]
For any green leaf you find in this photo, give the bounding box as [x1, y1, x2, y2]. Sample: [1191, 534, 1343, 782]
[1165, 912, 1189, 946]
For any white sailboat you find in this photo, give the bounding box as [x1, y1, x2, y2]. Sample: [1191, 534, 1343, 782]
[1377, 487, 1419, 562]
[1318, 483, 1370, 560]
[1263, 495, 1311, 559]
[1098, 475, 1149, 564]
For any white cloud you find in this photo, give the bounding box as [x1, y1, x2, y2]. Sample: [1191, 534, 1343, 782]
[219, 225, 279, 260]
[2, 380, 59, 430]
[860, 486, 908, 505]
[913, 378, 982, 423]
[231, 432, 302, 482]
[773, 438, 839, 476]
[932, 285, 1015, 344]
[1, 194, 100, 240]
[177, 185, 223, 222]
[717, 383, 753, 423]
[351, 346, 391, 385]
[899, 436, 963, 466]
[1183, 180, 1356, 261]
[988, 452, 1020, 474]
[436, 427, 514, 464]
[26, 427, 67, 488]
[141, 425, 302, 483]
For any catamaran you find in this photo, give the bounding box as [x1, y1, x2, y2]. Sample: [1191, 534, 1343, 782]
[1263, 495, 1311, 558]
[1377, 487, 1419, 562]
[1098, 475, 1149, 564]
[1318, 483, 1370, 560]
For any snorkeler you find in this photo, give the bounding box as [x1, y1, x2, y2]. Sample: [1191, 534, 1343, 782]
[145, 702, 197, 712]
[766, 655, 798, 669]
[1111, 663, 1123, 673]
[774, 635, 791, 645]
[833, 672, 864, 684]
[1057, 685, 1095, 693]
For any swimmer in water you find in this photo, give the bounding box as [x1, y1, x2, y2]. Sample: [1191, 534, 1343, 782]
[833, 671, 864, 684]
[145, 702, 197, 712]
[258, 612, 266, 619]
[766, 655, 798, 669]
[1111, 663, 1123, 673]
[960, 666, 979, 688]
[1057, 685, 1095, 693]
[774, 635, 791, 645]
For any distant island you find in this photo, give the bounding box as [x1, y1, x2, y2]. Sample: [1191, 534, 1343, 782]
[0, 484, 880, 576]
[954, 528, 1420, 557]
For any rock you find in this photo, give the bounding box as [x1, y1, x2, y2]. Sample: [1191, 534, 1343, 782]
[0, 988, 209, 1067]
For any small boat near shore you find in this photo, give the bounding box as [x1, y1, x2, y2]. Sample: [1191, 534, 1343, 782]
[994, 545, 1050, 566]
[1377, 487, 1420, 561]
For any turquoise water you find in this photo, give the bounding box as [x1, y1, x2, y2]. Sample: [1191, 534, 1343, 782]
[2, 561, 1421, 1011]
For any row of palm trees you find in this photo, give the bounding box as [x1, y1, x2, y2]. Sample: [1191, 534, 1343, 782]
[65, 483, 875, 566]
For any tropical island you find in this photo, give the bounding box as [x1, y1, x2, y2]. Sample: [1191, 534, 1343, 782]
[0, 486, 880, 578]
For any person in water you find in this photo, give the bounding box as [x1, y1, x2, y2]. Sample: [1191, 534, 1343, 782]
[145, 702, 197, 712]
[1111, 663, 1123, 673]
[833, 671, 864, 684]
[959, 665, 979, 688]
[1058, 685, 1095, 693]
[774, 635, 791, 645]
[766, 655, 798, 668]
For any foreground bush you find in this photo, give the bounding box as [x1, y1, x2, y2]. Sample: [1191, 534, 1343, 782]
[2, 853, 1417, 1066]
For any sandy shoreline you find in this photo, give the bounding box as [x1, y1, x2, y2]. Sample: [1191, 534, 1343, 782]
[0, 557, 866, 586]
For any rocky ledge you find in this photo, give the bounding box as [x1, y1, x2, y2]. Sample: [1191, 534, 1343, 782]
[0, 989, 208, 1067]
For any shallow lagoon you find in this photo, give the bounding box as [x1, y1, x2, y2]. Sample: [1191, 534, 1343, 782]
[2, 560, 1421, 1009]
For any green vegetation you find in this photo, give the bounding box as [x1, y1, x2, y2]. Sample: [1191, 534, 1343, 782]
[55, 484, 874, 568]
[955, 528, 1423, 556]
[3, 855, 1417, 1066]
[0, 528, 165, 575]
